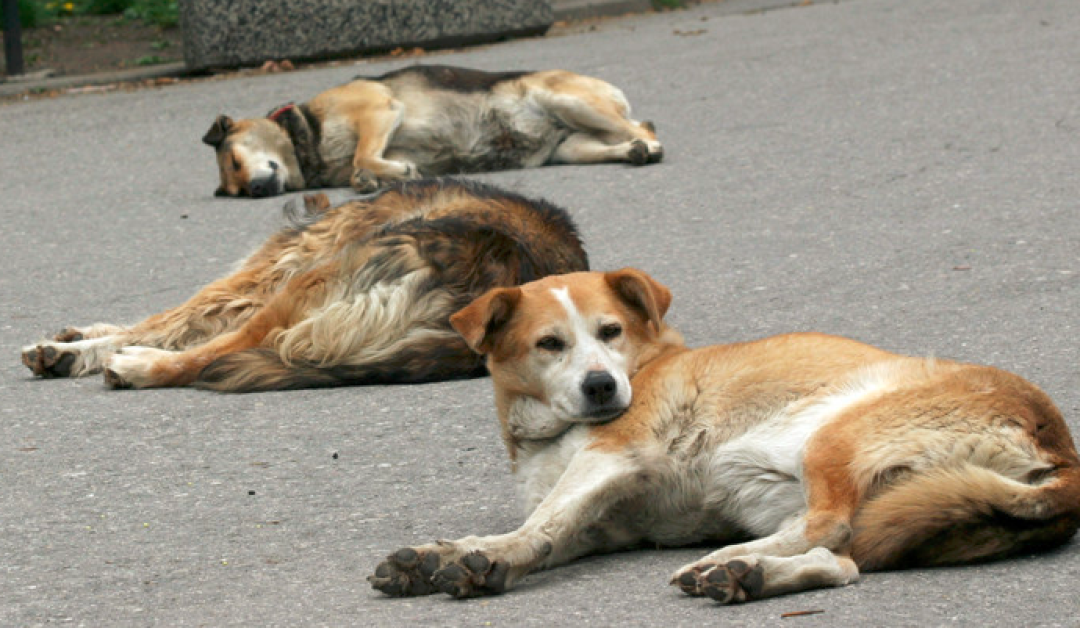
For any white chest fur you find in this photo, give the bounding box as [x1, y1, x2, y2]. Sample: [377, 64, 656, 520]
[514, 426, 591, 516]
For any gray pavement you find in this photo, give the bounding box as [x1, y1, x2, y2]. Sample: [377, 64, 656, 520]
[3, 0, 1080, 625]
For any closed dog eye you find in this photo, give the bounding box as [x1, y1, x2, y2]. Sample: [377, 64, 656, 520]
[536, 335, 565, 352]
[599, 323, 622, 341]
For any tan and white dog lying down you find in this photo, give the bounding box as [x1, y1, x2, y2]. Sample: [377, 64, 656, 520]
[203, 64, 663, 197]
[370, 269, 1080, 602]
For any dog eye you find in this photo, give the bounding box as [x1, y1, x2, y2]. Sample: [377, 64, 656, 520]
[231, 156, 242, 171]
[599, 323, 622, 341]
[536, 335, 565, 352]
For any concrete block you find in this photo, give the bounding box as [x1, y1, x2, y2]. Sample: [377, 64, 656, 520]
[178, 0, 554, 71]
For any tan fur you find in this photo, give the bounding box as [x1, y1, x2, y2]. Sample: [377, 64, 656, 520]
[203, 65, 663, 197]
[370, 269, 1080, 603]
[21, 180, 587, 391]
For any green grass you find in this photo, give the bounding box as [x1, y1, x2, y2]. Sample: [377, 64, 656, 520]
[133, 53, 167, 65]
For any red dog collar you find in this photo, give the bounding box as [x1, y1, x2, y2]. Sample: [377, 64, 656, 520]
[268, 103, 296, 121]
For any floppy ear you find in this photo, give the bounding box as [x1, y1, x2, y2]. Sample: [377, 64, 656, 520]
[202, 115, 234, 148]
[450, 287, 522, 354]
[605, 268, 672, 331]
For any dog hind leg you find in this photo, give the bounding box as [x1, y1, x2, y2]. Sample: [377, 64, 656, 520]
[552, 133, 659, 166]
[346, 100, 418, 193]
[677, 548, 859, 604]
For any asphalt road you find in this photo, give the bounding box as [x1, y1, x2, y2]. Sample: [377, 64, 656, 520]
[3, 0, 1080, 625]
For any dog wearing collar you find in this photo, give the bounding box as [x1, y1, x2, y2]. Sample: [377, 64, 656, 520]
[20, 180, 587, 391]
[201, 64, 663, 198]
[370, 269, 1080, 602]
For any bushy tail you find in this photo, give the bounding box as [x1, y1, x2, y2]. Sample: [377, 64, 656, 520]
[193, 338, 485, 393]
[851, 464, 1080, 571]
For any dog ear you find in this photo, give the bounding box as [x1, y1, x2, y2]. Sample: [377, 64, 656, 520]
[202, 115, 234, 148]
[605, 268, 672, 331]
[451, 287, 522, 354]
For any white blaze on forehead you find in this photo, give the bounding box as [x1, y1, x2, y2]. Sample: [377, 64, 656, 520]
[550, 286, 607, 364]
[551, 287, 584, 328]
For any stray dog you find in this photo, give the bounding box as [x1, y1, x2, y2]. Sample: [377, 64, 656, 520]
[202, 64, 663, 197]
[20, 179, 587, 392]
[370, 269, 1080, 601]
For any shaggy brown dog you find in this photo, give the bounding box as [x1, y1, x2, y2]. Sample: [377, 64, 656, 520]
[21, 179, 587, 391]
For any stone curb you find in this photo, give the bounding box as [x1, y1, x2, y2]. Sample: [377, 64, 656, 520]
[0, 0, 808, 99]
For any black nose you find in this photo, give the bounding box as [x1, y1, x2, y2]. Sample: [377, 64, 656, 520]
[249, 177, 277, 197]
[582, 371, 618, 406]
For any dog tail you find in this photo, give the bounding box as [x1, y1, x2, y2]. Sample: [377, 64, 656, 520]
[193, 333, 485, 393]
[850, 463, 1080, 571]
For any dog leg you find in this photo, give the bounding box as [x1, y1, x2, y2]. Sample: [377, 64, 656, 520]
[529, 75, 662, 161]
[552, 133, 661, 166]
[102, 261, 334, 389]
[22, 253, 283, 381]
[22, 333, 127, 378]
[673, 416, 864, 598]
[370, 445, 644, 598]
[347, 100, 418, 193]
[674, 548, 859, 604]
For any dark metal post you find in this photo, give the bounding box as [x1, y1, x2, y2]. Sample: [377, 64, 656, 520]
[2, 0, 25, 76]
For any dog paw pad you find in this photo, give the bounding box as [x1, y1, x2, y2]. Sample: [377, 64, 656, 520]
[431, 551, 509, 598]
[628, 140, 650, 166]
[22, 344, 78, 378]
[369, 547, 442, 597]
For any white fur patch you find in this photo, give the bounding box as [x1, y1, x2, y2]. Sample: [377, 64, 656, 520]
[235, 144, 287, 194]
[515, 425, 591, 515]
[544, 287, 632, 420]
[706, 366, 898, 536]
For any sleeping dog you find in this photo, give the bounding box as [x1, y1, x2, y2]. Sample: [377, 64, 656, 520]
[20, 180, 587, 391]
[203, 64, 663, 197]
[370, 269, 1080, 602]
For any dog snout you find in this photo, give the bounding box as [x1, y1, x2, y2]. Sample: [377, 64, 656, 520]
[249, 176, 279, 198]
[582, 370, 618, 407]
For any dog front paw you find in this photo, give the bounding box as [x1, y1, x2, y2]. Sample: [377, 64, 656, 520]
[431, 551, 511, 598]
[369, 547, 445, 597]
[22, 343, 79, 378]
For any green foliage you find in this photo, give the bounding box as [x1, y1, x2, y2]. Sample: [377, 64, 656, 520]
[1, 0, 178, 28]
[651, 0, 685, 8]
[122, 0, 178, 28]
[133, 53, 166, 65]
[81, 0, 129, 14]
[0, 0, 46, 29]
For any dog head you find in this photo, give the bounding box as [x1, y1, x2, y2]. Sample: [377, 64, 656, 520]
[202, 114, 303, 197]
[451, 269, 676, 433]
